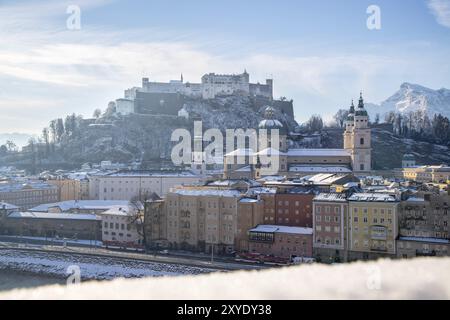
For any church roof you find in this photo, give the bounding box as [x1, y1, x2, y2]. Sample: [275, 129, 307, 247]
[287, 149, 351, 157]
[258, 106, 288, 134]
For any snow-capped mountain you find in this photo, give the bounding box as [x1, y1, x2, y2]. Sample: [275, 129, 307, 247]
[367, 83, 450, 120]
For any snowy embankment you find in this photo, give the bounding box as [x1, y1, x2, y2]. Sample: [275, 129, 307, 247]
[0, 249, 217, 280]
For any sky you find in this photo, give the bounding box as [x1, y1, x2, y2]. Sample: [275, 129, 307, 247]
[0, 0, 449, 136]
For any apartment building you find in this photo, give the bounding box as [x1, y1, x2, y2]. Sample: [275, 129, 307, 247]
[348, 193, 399, 261]
[0, 181, 58, 210]
[235, 198, 264, 252]
[47, 178, 83, 201]
[313, 193, 348, 263]
[247, 225, 313, 259]
[273, 189, 315, 227]
[397, 191, 450, 258]
[89, 171, 203, 200]
[100, 205, 143, 248]
[401, 165, 450, 183]
[164, 187, 241, 254]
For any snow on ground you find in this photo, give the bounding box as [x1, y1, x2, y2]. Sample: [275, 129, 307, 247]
[0, 235, 102, 246]
[0, 249, 217, 280]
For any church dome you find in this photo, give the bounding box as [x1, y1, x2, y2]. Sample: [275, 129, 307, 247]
[258, 106, 287, 135]
[355, 109, 368, 116]
[355, 92, 368, 117]
[403, 153, 415, 161]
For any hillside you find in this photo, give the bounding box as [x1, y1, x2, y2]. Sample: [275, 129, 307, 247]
[1, 96, 299, 171]
[322, 124, 450, 169]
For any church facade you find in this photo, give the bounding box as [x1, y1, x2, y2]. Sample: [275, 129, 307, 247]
[223, 94, 372, 179]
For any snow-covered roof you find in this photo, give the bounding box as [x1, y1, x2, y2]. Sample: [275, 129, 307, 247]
[0, 181, 57, 193]
[0, 202, 19, 210]
[287, 149, 351, 157]
[405, 197, 426, 202]
[225, 148, 254, 157]
[256, 148, 287, 156]
[100, 206, 136, 217]
[314, 193, 348, 202]
[348, 193, 398, 202]
[106, 171, 198, 177]
[289, 165, 351, 173]
[8, 212, 100, 221]
[398, 237, 450, 244]
[246, 187, 277, 195]
[249, 225, 313, 235]
[30, 200, 132, 212]
[239, 198, 259, 203]
[170, 189, 242, 197]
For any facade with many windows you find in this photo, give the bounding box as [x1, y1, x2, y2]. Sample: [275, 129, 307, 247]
[348, 193, 399, 260]
[313, 193, 348, 262]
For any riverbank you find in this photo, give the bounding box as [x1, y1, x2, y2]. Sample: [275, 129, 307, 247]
[0, 248, 219, 282]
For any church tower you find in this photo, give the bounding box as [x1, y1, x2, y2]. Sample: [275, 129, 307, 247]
[343, 100, 355, 151]
[350, 93, 372, 173]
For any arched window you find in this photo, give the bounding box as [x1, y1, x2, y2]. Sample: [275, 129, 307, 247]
[360, 137, 364, 145]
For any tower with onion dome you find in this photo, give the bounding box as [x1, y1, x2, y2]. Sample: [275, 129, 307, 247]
[346, 92, 372, 173]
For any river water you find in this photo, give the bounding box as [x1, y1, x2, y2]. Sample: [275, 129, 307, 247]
[0, 270, 66, 292]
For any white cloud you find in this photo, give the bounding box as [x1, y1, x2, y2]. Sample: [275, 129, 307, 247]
[428, 0, 450, 28]
[0, 0, 445, 133]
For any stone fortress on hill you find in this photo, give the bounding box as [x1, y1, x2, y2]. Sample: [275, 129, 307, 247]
[108, 70, 371, 176]
[113, 71, 294, 117]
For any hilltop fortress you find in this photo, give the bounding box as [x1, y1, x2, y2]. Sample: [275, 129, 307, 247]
[114, 71, 293, 117]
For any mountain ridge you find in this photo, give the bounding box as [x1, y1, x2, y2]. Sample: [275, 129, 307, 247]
[367, 83, 450, 120]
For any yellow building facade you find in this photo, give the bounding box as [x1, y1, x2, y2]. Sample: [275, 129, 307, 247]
[348, 193, 399, 259]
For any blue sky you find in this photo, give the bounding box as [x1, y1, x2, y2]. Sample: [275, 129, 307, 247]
[0, 0, 449, 135]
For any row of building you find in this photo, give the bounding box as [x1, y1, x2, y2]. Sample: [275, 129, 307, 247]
[0, 170, 205, 210]
[144, 176, 450, 262]
[1, 173, 448, 263]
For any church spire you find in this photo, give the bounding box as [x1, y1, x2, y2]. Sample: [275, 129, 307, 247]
[181, 73, 184, 83]
[349, 100, 355, 114]
[358, 91, 364, 109]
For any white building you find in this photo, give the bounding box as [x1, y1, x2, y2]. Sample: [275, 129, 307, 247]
[120, 71, 273, 112]
[115, 98, 135, 115]
[99, 204, 144, 248]
[89, 171, 204, 200]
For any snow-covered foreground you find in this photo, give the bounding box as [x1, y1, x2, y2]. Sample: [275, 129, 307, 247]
[0, 249, 218, 280]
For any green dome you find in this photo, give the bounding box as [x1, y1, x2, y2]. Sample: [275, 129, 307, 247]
[355, 109, 368, 116]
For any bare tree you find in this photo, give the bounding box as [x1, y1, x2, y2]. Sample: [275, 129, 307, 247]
[333, 109, 349, 128]
[93, 108, 102, 119]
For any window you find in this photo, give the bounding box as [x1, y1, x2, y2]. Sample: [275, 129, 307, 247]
[360, 138, 364, 145]
[360, 164, 365, 171]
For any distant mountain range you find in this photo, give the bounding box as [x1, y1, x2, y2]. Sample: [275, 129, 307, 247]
[366, 83, 450, 121]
